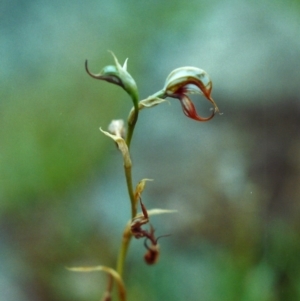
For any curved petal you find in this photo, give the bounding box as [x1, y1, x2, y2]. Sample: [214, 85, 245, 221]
[85, 60, 124, 87]
[179, 95, 215, 122]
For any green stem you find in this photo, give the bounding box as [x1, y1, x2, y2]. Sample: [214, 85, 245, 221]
[125, 102, 139, 149]
[116, 228, 132, 278]
[116, 159, 135, 279]
[125, 165, 137, 219]
[116, 101, 138, 279]
[116, 90, 166, 279]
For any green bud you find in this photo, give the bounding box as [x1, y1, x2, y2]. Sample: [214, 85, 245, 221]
[85, 52, 139, 108]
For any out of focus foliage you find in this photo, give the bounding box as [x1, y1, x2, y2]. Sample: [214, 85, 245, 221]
[1, 0, 300, 301]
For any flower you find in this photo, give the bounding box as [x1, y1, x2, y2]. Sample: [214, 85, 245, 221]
[163, 67, 219, 121]
[85, 52, 139, 107]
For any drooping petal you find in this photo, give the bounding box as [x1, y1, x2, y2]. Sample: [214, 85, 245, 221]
[179, 94, 215, 122]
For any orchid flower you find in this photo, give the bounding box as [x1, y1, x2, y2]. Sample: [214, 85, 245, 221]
[163, 67, 219, 121]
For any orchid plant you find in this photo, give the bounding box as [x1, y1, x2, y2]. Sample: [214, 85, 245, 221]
[68, 52, 220, 301]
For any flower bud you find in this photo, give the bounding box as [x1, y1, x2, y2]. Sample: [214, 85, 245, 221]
[108, 119, 126, 138]
[85, 52, 139, 107]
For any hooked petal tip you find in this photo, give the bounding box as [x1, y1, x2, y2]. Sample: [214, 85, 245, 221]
[85, 59, 100, 79]
[179, 95, 216, 122]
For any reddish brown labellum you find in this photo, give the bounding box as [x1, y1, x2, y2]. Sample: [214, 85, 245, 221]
[144, 242, 160, 265]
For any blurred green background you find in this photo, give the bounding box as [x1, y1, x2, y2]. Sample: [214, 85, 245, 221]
[1, 0, 300, 300]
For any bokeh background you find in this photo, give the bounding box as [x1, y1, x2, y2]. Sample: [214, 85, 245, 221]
[1, 0, 300, 300]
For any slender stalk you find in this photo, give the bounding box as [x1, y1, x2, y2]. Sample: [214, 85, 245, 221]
[116, 227, 132, 278]
[116, 90, 166, 279]
[116, 165, 136, 278]
[124, 165, 137, 219]
[116, 102, 138, 278]
[125, 102, 139, 149]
